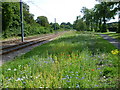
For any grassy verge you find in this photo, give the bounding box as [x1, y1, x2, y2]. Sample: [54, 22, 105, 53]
[1, 30, 66, 42]
[102, 32, 120, 41]
[1, 31, 119, 88]
[1, 33, 46, 42]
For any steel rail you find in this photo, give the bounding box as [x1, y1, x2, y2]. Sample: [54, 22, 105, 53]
[1, 33, 63, 55]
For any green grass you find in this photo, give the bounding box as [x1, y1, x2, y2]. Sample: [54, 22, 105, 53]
[102, 32, 120, 41]
[1, 33, 51, 41]
[1, 30, 63, 41]
[1, 29, 71, 41]
[1, 31, 119, 88]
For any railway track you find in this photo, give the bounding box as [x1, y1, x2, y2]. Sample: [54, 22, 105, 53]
[1, 33, 52, 46]
[0, 32, 64, 55]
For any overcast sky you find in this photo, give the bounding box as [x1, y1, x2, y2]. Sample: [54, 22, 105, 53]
[23, 0, 118, 24]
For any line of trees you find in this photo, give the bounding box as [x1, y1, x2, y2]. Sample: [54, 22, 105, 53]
[73, 1, 119, 33]
[2, 2, 73, 39]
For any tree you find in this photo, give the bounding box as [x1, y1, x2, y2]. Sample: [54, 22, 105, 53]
[80, 2, 119, 32]
[73, 18, 87, 31]
[23, 3, 35, 24]
[51, 23, 60, 30]
[81, 7, 94, 31]
[2, 2, 21, 37]
[95, 0, 119, 32]
[66, 22, 73, 28]
[2, 2, 52, 38]
[60, 22, 73, 29]
[60, 22, 66, 25]
[36, 16, 49, 27]
[50, 22, 53, 26]
[107, 22, 118, 32]
[2, 2, 14, 32]
[93, 4, 103, 32]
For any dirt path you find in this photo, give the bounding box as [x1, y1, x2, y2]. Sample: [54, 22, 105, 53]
[99, 34, 120, 49]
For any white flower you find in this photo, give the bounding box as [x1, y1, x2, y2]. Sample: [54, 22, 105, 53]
[18, 78, 21, 80]
[22, 77, 26, 79]
[103, 76, 106, 78]
[38, 75, 40, 77]
[16, 78, 23, 81]
[14, 69, 17, 71]
[7, 68, 11, 71]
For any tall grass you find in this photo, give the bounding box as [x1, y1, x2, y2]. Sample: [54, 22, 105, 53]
[1, 31, 119, 88]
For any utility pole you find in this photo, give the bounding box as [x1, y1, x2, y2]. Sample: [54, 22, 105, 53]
[20, 0, 24, 42]
[54, 18, 56, 30]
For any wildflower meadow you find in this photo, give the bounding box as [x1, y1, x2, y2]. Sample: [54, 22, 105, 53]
[1, 31, 119, 88]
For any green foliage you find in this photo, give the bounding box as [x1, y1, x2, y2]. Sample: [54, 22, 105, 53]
[2, 2, 54, 39]
[2, 2, 19, 32]
[81, 7, 93, 31]
[36, 16, 49, 27]
[78, 2, 119, 32]
[107, 22, 118, 32]
[73, 19, 87, 31]
[24, 23, 51, 36]
[51, 23, 60, 30]
[2, 2, 72, 39]
[60, 22, 73, 29]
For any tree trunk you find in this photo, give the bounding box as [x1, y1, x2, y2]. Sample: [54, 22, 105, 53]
[117, 2, 120, 33]
[96, 21, 99, 32]
[102, 17, 107, 32]
[99, 19, 102, 32]
[101, 2, 107, 32]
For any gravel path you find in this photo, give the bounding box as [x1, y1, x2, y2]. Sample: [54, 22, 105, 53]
[99, 34, 120, 49]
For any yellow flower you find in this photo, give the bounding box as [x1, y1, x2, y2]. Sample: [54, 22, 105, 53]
[111, 49, 119, 55]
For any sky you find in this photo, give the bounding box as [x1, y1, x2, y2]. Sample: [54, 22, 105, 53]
[23, 0, 118, 24]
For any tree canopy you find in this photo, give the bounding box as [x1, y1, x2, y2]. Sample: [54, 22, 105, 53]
[2, 2, 71, 38]
[74, 1, 119, 32]
[36, 16, 49, 27]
